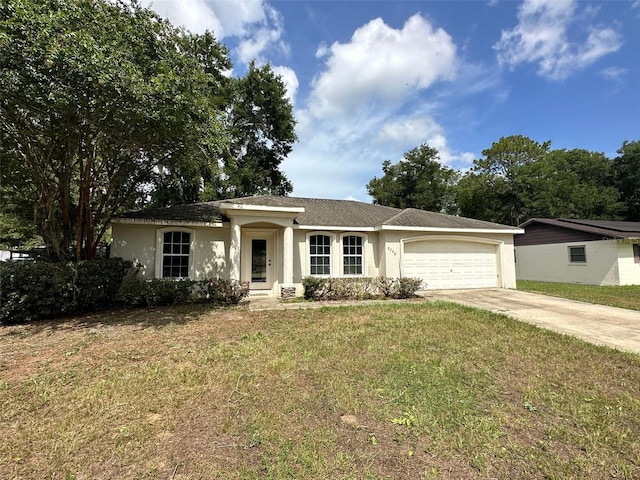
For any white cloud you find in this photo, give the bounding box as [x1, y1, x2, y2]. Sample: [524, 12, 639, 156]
[309, 14, 457, 118]
[143, 0, 286, 66]
[282, 14, 476, 200]
[600, 66, 626, 81]
[494, 0, 622, 80]
[272, 65, 299, 105]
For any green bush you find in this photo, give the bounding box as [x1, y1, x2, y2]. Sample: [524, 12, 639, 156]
[196, 278, 249, 306]
[0, 258, 132, 325]
[117, 276, 249, 308]
[302, 276, 423, 301]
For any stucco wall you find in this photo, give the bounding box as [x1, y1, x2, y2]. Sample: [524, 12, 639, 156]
[111, 223, 229, 280]
[515, 240, 620, 285]
[381, 231, 517, 288]
[615, 242, 640, 285]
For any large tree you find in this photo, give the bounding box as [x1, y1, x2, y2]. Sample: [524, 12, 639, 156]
[367, 144, 458, 212]
[0, 0, 230, 259]
[457, 135, 552, 225]
[519, 149, 622, 220]
[613, 140, 640, 221]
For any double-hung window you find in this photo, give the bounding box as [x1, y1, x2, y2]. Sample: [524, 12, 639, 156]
[162, 231, 191, 278]
[310, 234, 331, 275]
[568, 245, 586, 264]
[343, 235, 363, 275]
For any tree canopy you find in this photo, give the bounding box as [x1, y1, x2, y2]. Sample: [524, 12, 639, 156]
[367, 144, 458, 212]
[369, 135, 632, 226]
[0, 0, 296, 259]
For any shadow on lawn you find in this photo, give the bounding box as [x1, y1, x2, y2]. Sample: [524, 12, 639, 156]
[2, 301, 246, 335]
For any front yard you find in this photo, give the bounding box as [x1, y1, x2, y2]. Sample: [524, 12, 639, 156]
[518, 280, 640, 311]
[1, 302, 639, 479]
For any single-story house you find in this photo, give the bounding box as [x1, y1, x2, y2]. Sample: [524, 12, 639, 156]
[111, 196, 523, 296]
[515, 218, 640, 286]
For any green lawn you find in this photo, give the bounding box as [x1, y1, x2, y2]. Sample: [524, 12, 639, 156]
[1, 302, 639, 479]
[518, 280, 640, 311]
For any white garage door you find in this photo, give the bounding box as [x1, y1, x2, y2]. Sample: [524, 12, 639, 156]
[402, 241, 498, 290]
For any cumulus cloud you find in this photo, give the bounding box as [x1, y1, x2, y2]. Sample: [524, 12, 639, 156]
[272, 65, 299, 105]
[494, 0, 622, 80]
[309, 14, 457, 118]
[283, 14, 473, 200]
[143, 0, 286, 65]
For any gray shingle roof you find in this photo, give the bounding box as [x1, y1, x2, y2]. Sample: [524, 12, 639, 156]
[115, 196, 519, 231]
[521, 218, 640, 238]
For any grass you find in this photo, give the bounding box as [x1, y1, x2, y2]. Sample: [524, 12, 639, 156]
[518, 280, 640, 311]
[1, 302, 639, 479]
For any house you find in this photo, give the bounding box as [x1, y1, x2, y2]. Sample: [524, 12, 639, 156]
[515, 218, 640, 286]
[111, 196, 523, 297]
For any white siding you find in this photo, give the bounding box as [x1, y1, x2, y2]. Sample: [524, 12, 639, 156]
[515, 240, 620, 285]
[616, 242, 640, 285]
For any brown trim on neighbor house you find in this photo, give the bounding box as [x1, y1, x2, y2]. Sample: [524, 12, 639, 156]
[514, 222, 606, 246]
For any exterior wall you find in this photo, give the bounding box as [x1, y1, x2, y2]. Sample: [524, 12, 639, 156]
[381, 231, 517, 288]
[615, 241, 640, 285]
[515, 240, 620, 285]
[291, 229, 381, 282]
[111, 223, 229, 280]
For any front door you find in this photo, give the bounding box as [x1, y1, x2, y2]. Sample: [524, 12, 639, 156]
[243, 230, 275, 290]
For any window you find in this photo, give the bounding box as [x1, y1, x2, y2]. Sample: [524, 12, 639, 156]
[162, 231, 191, 278]
[568, 245, 586, 263]
[634, 244, 640, 264]
[343, 235, 363, 275]
[310, 234, 331, 275]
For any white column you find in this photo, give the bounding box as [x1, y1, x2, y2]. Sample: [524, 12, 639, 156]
[283, 225, 293, 285]
[229, 217, 241, 281]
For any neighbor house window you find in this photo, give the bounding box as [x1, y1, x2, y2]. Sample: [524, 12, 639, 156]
[634, 244, 640, 264]
[342, 235, 363, 275]
[568, 245, 586, 263]
[162, 231, 191, 278]
[310, 234, 331, 275]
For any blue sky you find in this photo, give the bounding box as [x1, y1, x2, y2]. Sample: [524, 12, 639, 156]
[144, 0, 640, 201]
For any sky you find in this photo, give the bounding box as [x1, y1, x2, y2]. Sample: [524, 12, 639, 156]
[142, 0, 640, 201]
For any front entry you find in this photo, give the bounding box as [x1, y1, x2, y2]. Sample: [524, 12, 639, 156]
[242, 230, 276, 290]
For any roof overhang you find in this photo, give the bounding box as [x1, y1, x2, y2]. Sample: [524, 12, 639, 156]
[111, 218, 223, 228]
[375, 225, 525, 234]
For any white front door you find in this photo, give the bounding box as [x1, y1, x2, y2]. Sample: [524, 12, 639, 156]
[242, 230, 276, 290]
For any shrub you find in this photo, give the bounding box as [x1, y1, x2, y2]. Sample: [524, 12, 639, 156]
[302, 276, 423, 301]
[116, 276, 195, 307]
[0, 257, 132, 325]
[196, 278, 250, 306]
[117, 276, 249, 308]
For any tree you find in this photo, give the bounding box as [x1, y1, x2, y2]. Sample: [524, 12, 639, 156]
[519, 149, 622, 219]
[367, 144, 458, 212]
[0, 0, 229, 260]
[209, 61, 297, 200]
[613, 140, 640, 221]
[459, 135, 552, 225]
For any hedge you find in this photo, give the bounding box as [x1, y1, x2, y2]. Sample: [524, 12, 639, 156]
[302, 276, 423, 301]
[0, 258, 132, 324]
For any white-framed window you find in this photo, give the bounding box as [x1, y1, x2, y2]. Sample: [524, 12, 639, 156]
[568, 245, 586, 264]
[156, 228, 194, 279]
[309, 233, 332, 276]
[342, 234, 364, 276]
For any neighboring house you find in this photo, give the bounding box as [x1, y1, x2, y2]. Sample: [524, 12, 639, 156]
[515, 218, 640, 286]
[111, 196, 523, 297]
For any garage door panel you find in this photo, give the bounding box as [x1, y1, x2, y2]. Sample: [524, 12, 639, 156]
[403, 241, 498, 289]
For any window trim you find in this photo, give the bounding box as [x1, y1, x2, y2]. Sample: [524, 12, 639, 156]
[568, 245, 587, 264]
[307, 232, 335, 277]
[155, 227, 195, 279]
[340, 233, 367, 277]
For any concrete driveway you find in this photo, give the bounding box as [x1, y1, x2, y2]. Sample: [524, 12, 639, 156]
[420, 289, 640, 355]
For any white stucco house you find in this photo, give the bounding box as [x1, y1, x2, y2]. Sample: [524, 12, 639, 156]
[515, 218, 640, 286]
[111, 196, 523, 297]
